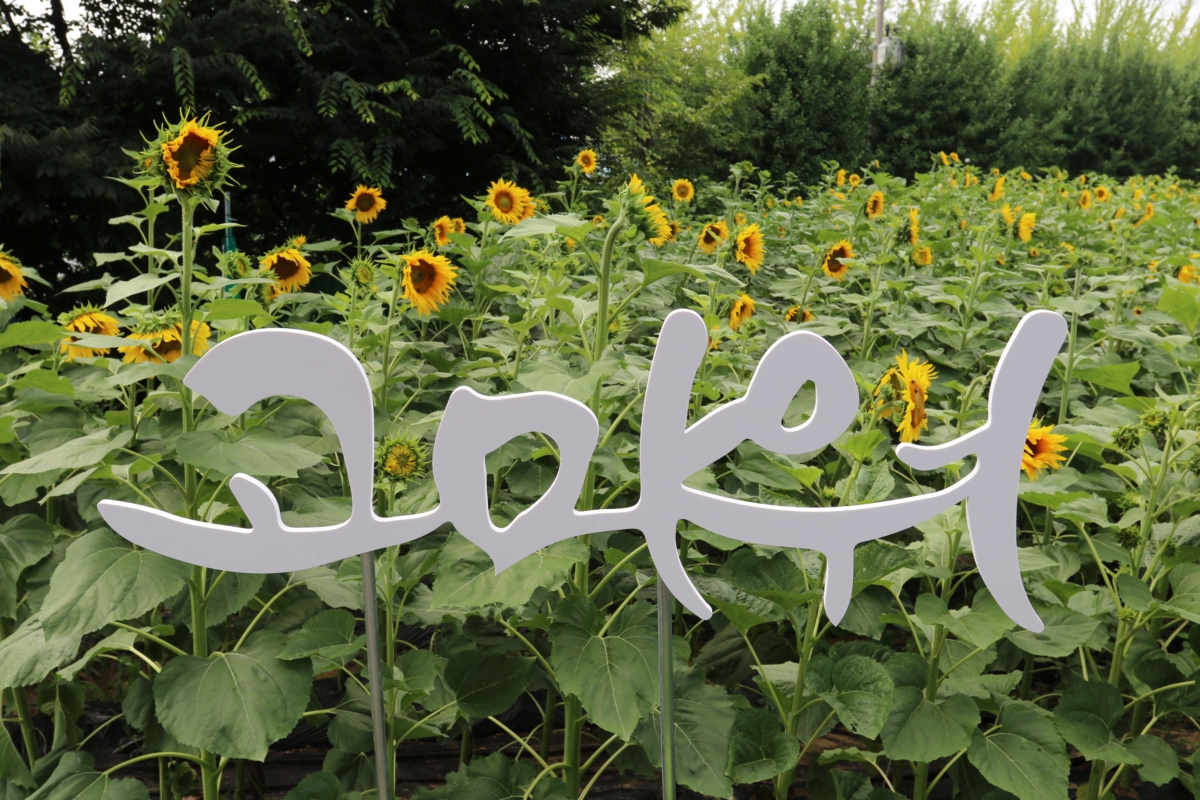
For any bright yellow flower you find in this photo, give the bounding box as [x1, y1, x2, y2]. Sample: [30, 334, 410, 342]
[729, 294, 755, 331]
[784, 305, 814, 323]
[907, 208, 920, 245]
[912, 246, 933, 266]
[672, 179, 695, 203]
[939, 152, 950, 166]
[848, 173, 861, 188]
[698, 221, 730, 255]
[576, 149, 598, 174]
[0, 249, 28, 303]
[734, 224, 765, 274]
[450, 217, 467, 234]
[161, 119, 220, 190]
[1078, 190, 1093, 210]
[988, 176, 1005, 201]
[822, 240, 854, 280]
[59, 307, 120, 360]
[836, 169, 846, 187]
[121, 320, 210, 364]
[485, 178, 527, 225]
[1134, 203, 1154, 228]
[1022, 419, 1067, 480]
[432, 216, 454, 246]
[1000, 204, 1015, 226]
[1179, 263, 1198, 284]
[865, 191, 885, 219]
[345, 186, 387, 224]
[260, 248, 312, 293]
[950, 152, 960, 163]
[1020, 170, 1032, 181]
[1095, 186, 1111, 202]
[402, 250, 458, 316]
[1017, 212, 1036, 243]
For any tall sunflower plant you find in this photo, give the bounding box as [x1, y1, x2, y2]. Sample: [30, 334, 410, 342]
[2, 131, 1200, 800]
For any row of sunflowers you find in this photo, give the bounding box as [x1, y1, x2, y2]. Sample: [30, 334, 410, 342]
[0, 115, 1196, 800]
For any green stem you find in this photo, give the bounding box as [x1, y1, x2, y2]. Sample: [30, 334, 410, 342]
[8, 687, 36, 773]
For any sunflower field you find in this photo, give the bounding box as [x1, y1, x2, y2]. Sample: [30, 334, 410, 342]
[0, 117, 1198, 800]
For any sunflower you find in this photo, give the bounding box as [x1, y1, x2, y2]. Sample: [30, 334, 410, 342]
[784, 305, 814, 323]
[378, 434, 428, 483]
[290, 235, 307, 248]
[865, 191, 885, 219]
[900, 208, 919, 246]
[822, 240, 854, 280]
[1114, 207, 1126, 220]
[939, 152, 950, 166]
[1179, 263, 1198, 284]
[1028, 247, 1040, 258]
[1000, 203, 1015, 226]
[345, 186, 387, 224]
[848, 173, 861, 188]
[484, 179, 524, 224]
[794, 195, 804, 205]
[1095, 186, 1112, 202]
[734, 224, 765, 274]
[950, 152, 960, 162]
[576, 149, 598, 174]
[160, 119, 220, 190]
[402, 250, 458, 316]
[593, 214, 605, 228]
[836, 169, 846, 187]
[120, 318, 210, 364]
[1133, 307, 1143, 316]
[349, 257, 376, 289]
[1061, 242, 1075, 253]
[878, 351, 937, 443]
[1016, 212, 1036, 243]
[698, 221, 730, 254]
[432, 216, 454, 246]
[59, 306, 120, 360]
[988, 176, 1005, 201]
[912, 246, 933, 266]
[734, 212, 747, 225]
[1022, 419, 1067, 480]
[624, 174, 672, 244]
[1134, 203, 1154, 228]
[0, 248, 29, 303]
[1078, 190, 1093, 210]
[672, 179, 695, 203]
[450, 217, 467, 234]
[1020, 170, 1032, 181]
[729, 294, 755, 331]
[260, 248, 312, 293]
[219, 250, 254, 278]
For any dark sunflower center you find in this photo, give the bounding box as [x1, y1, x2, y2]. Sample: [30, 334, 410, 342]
[154, 338, 181, 359]
[409, 262, 435, 293]
[273, 257, 300, 280]
[0, 271, 13, 285]
[172, 132, 212, 178]
[496, 192, 514, 212]
[386, 445, 417, 476]
[356, 193, 376, 212]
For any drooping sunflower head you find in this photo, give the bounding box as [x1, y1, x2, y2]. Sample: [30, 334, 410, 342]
[484, 178, 529, 225]
[734, 224, 765, 274]
[698, 221, 729, 254]
[1078, 190, 1093, 210]
[260, 247, 313, 293]
[896, 380, 930, 443]
[667, 220, 682, 241]
[0, 248, 29, 303]
[1016, 212, 1036, 243]
[672, 179, 695, 203]
[576, 149, 598, 175]
[623, 174, 672, 244]
[450, 217, 467, 234]
[988, 176, 1005, 201]
[1095, 186, 1112, 202]
[939, 151, 950, 166]
[218, 249, 255, 279]
[729, 293, 756, 331]
[1000, 203, 1015, 226]
[432, 216, 454, 247]
[349, 257, 377, 289]
[402, 250, 458, 316]
[141, 114, 236, 197]
[822, 240, 855, 280]
[835, 169, 846, 187]
[119, 316, 209, 364]
[1022, 418, 1067, 480]
[345, 186, 387, 224]
[912, 246, 933, 266]
[1020, 170, 1032, 180]
[950, 152, 960, 163]
[58, 305, 121, 360]
[1134, 203, 1154, 228]
[377, 434, 428, 483]
[897, 208, 919, 247]
[784, 305, 814, 323]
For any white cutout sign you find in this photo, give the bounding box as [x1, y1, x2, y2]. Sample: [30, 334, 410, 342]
[99, 308, 1067, 632]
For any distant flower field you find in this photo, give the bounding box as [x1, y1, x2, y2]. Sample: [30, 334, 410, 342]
[0, 118, 1198, 800]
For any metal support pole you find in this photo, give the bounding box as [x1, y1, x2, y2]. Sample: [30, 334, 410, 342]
[657, 581, 676, 800]
[870, 0, 886, 86]
[361, 551, 391, 800]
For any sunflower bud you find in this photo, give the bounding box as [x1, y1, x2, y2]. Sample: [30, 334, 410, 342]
[377, 434, 428, 484]
[218, 250, 254, 279]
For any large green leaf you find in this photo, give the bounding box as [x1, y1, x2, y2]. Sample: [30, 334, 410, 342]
[1157, 286, 1200, 333]
[1, 429, 132, 475]
[718, 549, 814, 610]
[439, 650, 532, 719]
[967, 702, 1068, 800]
[175, 426, 324, 478]
[154, 631, 311, 760]
[1073, 362, 1140, 395]
[0, 321, 66, 350]
[550, 595, 657, 740]
[0, 723, 33, 788]
[636, 667, 738, 799]
[0, 515, 55, 619]
[1125, 734, 1180, 786]
[409, 751, 568, 800]
[940, 590, 1016, 649]
[1052, 680, 1137, 763]
[279, 609, 365, 665]
[726, 707, 799, 784]
[26, 772, 148, 800]
[881, 687, 978, 761]
[40, 528, 191, 639]
[431, 533, 586, 610]
[1005, 604, 1099, 657]
[0, 613, 80, 689]
[805, 654, 893, 739]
